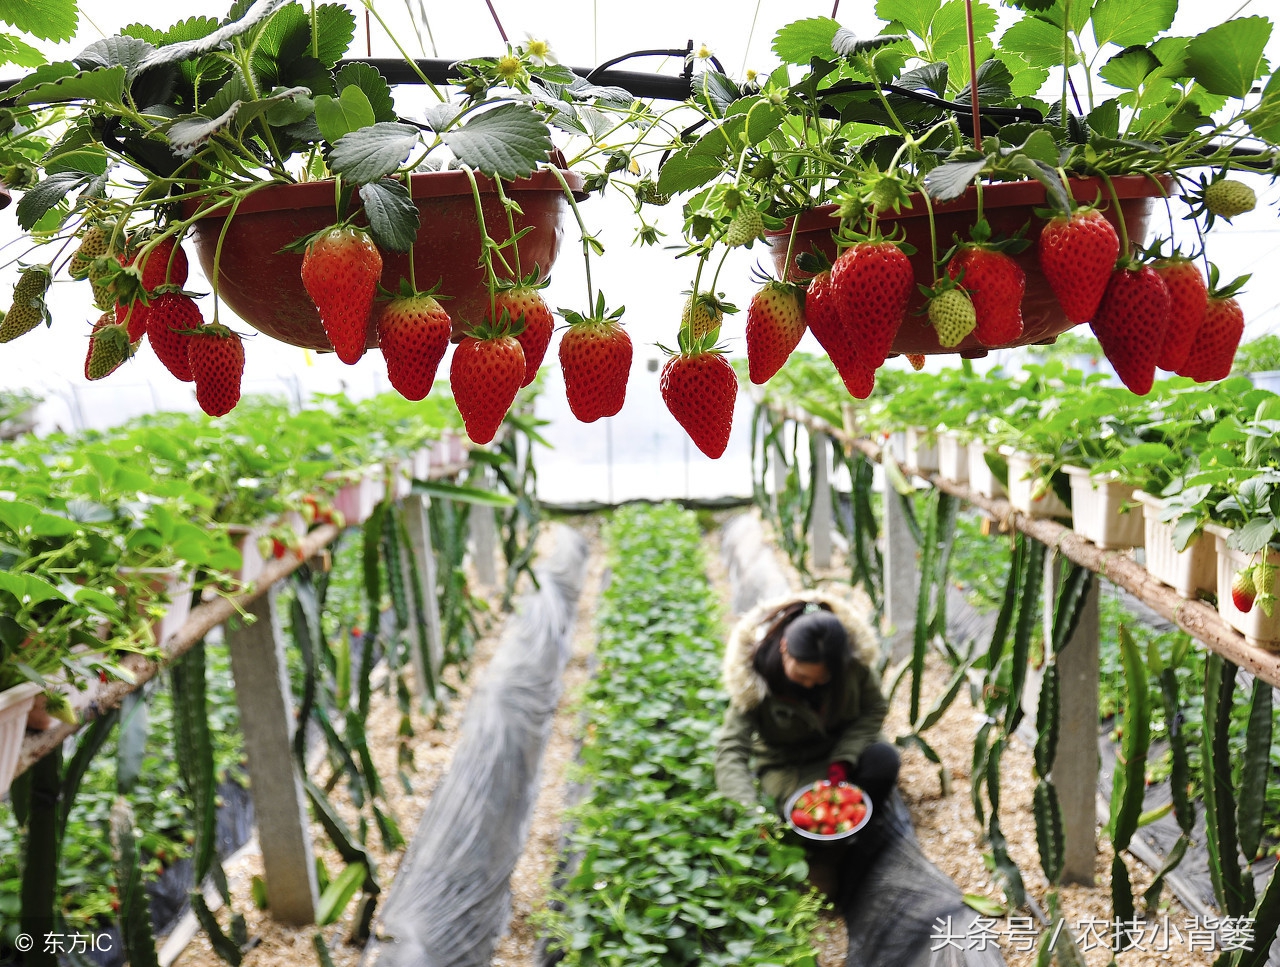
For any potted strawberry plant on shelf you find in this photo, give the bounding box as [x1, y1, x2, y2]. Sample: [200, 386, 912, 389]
[644, 1, 1279, 408]
[1, 0, 650, 440]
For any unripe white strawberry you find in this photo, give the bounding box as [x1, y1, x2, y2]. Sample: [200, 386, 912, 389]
[1204, 179, 1256, 219]
[928, 288, 976, 347]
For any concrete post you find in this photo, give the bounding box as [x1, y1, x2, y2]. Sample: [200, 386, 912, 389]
[402, 494, 444, 706]
[882, 482, 920, 658]
[225, 590, 318, 924]
[1050, 559, 1101, 886]
[811, 432, 832, 569]
[469, 467, 499, 590]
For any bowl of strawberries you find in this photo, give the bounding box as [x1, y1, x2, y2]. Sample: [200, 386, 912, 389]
[784, 779, 872, 842]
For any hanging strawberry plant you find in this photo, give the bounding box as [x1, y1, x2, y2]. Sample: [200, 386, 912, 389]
[648, 1, 1280, 404]
[0, 0, 639, 439]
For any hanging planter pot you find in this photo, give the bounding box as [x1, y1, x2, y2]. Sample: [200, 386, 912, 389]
[185, 169, 584, 353]
[766, 175, 1169, 356]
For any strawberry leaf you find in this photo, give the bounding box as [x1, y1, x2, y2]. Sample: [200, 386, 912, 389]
[442, 103, 551, 180]
[15, 171, 89, 230]
[327, 121, 421, 184]
[314, 84, 377, 143]
[922, 157, 988, 202]
[771, 17, 840, 64]
[1186, 17, 1272, 98]
[359, 177, 419, 253]
[335, 62, 396, 123]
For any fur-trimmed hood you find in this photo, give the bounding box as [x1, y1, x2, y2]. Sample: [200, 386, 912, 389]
[722, 590, 880, 713]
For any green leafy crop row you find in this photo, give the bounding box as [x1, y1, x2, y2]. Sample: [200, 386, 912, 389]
[537, 503, 823, 966]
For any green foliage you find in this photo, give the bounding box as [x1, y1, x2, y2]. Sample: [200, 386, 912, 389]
[537, 503, 823, 965]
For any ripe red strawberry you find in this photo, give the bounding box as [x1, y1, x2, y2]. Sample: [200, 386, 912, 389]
[449, 323, 526, 444]
[1090, 266, 1170, 395]
[115, 300, 149, 343]
[1232, 567, 1257, 613]
[187, 323, 245, 417]
[946, 246, 1025, 346]
[1154, 258, 1208, 372]
[1178, 294, 1244, 383]
[84, 313, 133, 380]
[300, 226, 382, 365]
[806, 267, 875, 399]
[791, 809, 816, 831]
[830, 239, 913, 371]
[146, 291, 203, 382]
[660, 330, 737, 459]
[137, 236, 189, 291]
[376, 285, 452, 401]
[1038, 208, 1120, 323]
[491, 280, 554, 387]
[559, 298, 632, 423]
[745, 280, 805, 384]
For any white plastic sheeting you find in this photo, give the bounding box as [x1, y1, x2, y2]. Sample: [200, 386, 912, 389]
[364, 526, 588, 967]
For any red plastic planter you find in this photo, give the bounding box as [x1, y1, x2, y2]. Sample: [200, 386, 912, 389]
[766, 174, 1171, 356]
[185, 169, 583, 353]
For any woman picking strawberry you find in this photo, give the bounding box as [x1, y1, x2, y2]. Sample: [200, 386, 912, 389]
[715, 592, 899, 898]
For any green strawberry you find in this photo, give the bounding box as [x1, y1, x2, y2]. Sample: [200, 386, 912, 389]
[682, 290, 735, 341]
[724, 208, 764, 248]
[1203, 179, 1256, 220]
[0, 264, 53, 342]
[927, 288, 976, 348]
[84, 313, 134, 381]
[69, 223, 112, 280]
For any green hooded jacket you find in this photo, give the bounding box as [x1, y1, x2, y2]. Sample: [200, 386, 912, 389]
[714, 590, 886, 810]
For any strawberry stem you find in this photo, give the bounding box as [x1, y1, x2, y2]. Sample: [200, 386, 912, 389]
[494, 176, 522, 280]
[1098, 170, 1130, 261]
[460, 165, 503, 321]
[549, 167, 598, 311]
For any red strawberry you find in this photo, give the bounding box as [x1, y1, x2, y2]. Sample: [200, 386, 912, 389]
[492, 280, 554, 387]
[559, 298, 632, 423]
[146, 292, 203, 382]
[806, 268, 875, 399]
[791, 809, 816, 831]
[829, 240, 914, 370]
[1038, 208, 1120, 323]
[449, 323, 526, 445]
[1232, 567, 1257, 613]
[114, 237, 190, 338]
[745, 280, 805, 384]
[1154, 258, 1208, 372]
[905, 353, 926, 371]
[1178, 294, 1244, 383]
[137, 236, 189, 291]
[947, 246, 1025, 346]
[187, 323, 245, 417]
[376, 285, 452, 401]
[1090, 266, 1170, 395]
[84, 312, 133, 381]
[659, 330, 737, 459]
[115, 300, 149, 343]
[300, 226, 382, 365]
